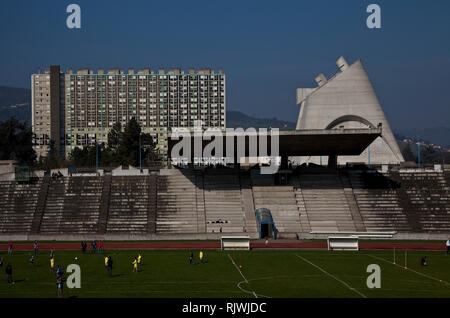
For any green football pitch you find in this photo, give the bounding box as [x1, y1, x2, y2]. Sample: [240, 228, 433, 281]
[0, 249, 449, 298]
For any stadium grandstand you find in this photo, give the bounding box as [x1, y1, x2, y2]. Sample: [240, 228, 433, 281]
[0, 57, 448, 242]
[0, 165, 449, 241]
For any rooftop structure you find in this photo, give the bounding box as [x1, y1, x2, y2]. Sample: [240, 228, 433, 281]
[295, 57, 404, 165]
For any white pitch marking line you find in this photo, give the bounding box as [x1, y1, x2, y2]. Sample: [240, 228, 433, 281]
[295, 254, 367, 298]
[366, 254, 450, 286]
[236, 280, 270, 298]
[228, 253, 248, 283]
[228, 253, 263, 298]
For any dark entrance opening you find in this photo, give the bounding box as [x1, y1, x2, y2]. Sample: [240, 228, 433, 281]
[261, 223, 270, 238]
[255, 208, 277, 239]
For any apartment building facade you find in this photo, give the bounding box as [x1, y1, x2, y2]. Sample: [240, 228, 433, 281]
[31, 66, 226, 159]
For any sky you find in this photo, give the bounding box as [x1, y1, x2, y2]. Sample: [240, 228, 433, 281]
[0, 0, 449, 129]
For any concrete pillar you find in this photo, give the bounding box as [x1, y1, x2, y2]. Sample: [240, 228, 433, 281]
[281, 155, 289, 170]
[328, 154, 337, 169]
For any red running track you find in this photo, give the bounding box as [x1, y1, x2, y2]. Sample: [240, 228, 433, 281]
[0, 241, 446, 251]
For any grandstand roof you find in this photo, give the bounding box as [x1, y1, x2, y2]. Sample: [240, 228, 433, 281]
[167, 128, 382, 159]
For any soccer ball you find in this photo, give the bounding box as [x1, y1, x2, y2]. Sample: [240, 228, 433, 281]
[74, 257, 78, 260]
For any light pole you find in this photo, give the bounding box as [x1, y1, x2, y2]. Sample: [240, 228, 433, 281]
[139, 134, 142, 172]
[96, 139, 98, 172]
[368, 146, 371, 167]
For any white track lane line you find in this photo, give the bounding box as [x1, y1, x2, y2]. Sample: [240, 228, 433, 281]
[295, 254, 367, 298]
[366, 254, 450, 286]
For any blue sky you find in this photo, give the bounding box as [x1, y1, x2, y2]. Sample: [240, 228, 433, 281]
[0, 0, 449, 129]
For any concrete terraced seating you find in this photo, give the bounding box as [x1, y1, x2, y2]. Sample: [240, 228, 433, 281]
[157, 170, 199, 234]
[204, 171, 245, 233]
[296, 174, 356, 232]
[349, 171, 411, 232]
[394, 172, 450, 232]
[0, 180, 41, 233]
[239, 171, 258, 233]
[445, 171, 450, 190]
[40, 177, 103, 234]
[252, 186, 302, 235]
[106, 176, 149, 234]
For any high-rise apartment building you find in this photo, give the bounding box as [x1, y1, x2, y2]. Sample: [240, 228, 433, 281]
[31, 66, 226, 159]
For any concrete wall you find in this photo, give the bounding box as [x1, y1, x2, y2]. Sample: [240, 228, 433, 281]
[0, 232, 444, 242]
[296, 57, 404, 166]
[303, 232, 450, 241]
[112, 166, 149, 176]
[0, 172, 15, 181]
[0, 160, 17, 174]
[0, 232, 259, 242]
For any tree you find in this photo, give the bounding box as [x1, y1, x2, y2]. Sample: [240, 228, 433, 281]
[401, 143, 416, 162]
[118, 117, 141, 166]
[70, 146, 88, 167]
[421, 145, 438, 164]
[44, 139, 61, 170]
[0, 117, 36, 165]
[141, 132, 159, 164]
[86, 144, 97, 167]
[68, 118, 160, 168]
[107, 122, 122, 153]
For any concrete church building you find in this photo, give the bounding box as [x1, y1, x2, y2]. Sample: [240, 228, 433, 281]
[295, 56, 404, 166]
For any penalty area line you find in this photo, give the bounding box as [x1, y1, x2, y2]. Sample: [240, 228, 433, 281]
[228, 253, 262, 298]
[227, 253, 247, 283]
[366, 254, 450, 286]
[295, 254, 367, 298]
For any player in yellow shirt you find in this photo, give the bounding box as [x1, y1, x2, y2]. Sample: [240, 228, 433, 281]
[104, 256, 109, 268]
[199, 250, 204, 264]
[50, 256, 55, 272]
[132, 257, 138, 273]
[137, 253, 142, 267]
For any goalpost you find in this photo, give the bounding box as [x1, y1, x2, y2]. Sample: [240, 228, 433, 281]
[327, 236, 359, 251]
[220, 236, 250, 250]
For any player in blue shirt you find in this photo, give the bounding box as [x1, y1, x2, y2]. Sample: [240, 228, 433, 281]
[56, 265, 64, 277]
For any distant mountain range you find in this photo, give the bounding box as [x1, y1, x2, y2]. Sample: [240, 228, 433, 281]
[1, 86, 449, 148]
[226, 112, 450, 149]
[0, 86, 31, 123]
[226, 110, 296, 130]
[393, 127, 450, 148]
